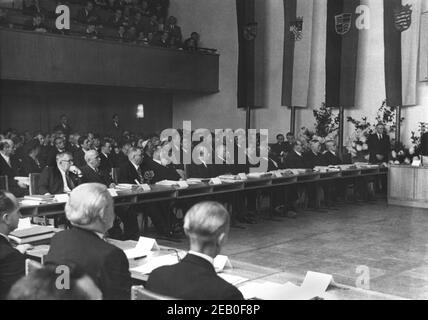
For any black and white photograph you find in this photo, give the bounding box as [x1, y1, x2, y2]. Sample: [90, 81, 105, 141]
[0, 0, 428, 309]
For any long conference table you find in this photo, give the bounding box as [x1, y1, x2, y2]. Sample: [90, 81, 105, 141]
[26, 238, 405, 300]
[18, 165, 388, 218]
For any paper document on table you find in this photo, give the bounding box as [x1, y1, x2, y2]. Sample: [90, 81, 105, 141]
[218, 273, 248, 286]
[124, 237, 159, 259]
[54, 194, 69, 203]
[300, 271, 333, 296]
[239, 281, 315, 300]
[130, 254, 180, 274]
[17, 218, 32, 230]
[214, 255, 233, 272]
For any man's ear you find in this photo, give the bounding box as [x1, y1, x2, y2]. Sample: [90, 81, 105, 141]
[1, 213, 9, 224]
[217, 232, 227, 247]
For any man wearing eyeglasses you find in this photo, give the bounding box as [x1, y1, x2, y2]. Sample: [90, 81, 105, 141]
[39, 152, 80, 195]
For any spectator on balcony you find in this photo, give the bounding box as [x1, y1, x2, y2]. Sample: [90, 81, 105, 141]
[25, 13, 48, 33]
[131, 11, 145, 33]
[121, 5, 132, 27]
[165, 16, 181, 42]
[125, 25, 137, 43]
[147, 14, 158, 34]
[85, 23, 99, 39]
[151, 31, 168, 48]
[76, 1, 100, 25]
[117, 25, 126, 41]
[157, 16, 165, 32]
[140, 0, 151, 17]
[183, 32, 200, 52]
[107, 8, 124, 28]
[22, 0, 42, 16]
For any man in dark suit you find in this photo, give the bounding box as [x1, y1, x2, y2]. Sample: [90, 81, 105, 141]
[367, 123, 390, 164]
[284, 140, 309, 169]
[46, 136, 67, 167]
[303, 140, 324, 169]
[118, 147, 177, 240]
[39, 152, 79, 195]
[44, 183, 132, 300]
[0, 191, 26, 299]
[146, 201, 244, 300]
[322, 140, 342, 166]
[420, 128, 428, 156]
[99, 139, 114, 174]
[21, 140, 43, 176]
[109, 114, 122, 140]
[73, 135, 91, 169]
[0, 139, 28, 197]
[76, 0, 100, 24]
[80, 150, 114, 187]
[52, 114, 72, 137]
[270, 134, 288, 164]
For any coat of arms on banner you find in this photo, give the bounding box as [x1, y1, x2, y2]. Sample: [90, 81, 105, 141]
[243, 22, 258, 41]
[289, 17, 303, 41]
[335, 13, 352, 35]
[394, 4, 412, 32]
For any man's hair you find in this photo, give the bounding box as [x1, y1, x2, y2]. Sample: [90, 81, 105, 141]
[0, 191, 17, 216]
[7, 265, 96, 300]
[286, 132, 294, 137]
[276, 133, 284, 139]
[56, 152, 72, 162]
[78, 135, 88, 146]
[84, 150, 98, 164]
[184, 202, 230, 244]
[101, 139, 111, 148]
[128, 147, 141, 160]
[65, 183, 112, 226]
[0, 139, 13, 151]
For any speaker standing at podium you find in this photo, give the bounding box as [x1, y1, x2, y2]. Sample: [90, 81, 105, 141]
[420, 131, 428, 156]
[367, 123, 391, 164]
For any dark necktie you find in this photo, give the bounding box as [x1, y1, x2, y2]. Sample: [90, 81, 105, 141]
[137, 166, 144, 183]
[66, 173, 75, 190]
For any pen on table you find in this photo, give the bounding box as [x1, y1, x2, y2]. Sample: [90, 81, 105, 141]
[134, 179, 141, 186]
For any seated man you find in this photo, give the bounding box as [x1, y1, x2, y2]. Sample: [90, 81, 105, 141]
[99, 139, 114, 174]
[80, 150, 114, 187]
[46, 136, 68, 167]
[39, 152, 80, 195]
[0, 191, 27, 300]
[0, 139, 28, 197]
[7, 265, 102, 300]
[44, 183, 132, 300]
[118, 147, 178, 240]
[73, 135, 92, 169]
[146, 201, 244, 300]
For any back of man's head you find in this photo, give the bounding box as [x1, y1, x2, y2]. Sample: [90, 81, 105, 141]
[7, 265, 102, 300]
[184, 202, 230, 255]
[65, 183, 114, 233]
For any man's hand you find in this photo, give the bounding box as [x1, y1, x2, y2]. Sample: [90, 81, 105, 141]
[109, 183, 116, 189]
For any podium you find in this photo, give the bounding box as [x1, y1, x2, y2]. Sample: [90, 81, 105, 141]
[388, 164, 428, 209]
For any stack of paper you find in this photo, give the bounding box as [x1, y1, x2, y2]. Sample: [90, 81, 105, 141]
[156, 180, 179, 187]
[238, 271, 333, 300]
[116, 184, 135, 190]
[124, 237, 159, 260]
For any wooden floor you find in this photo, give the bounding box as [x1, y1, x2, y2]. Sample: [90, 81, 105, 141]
[160, 199, 428, 299]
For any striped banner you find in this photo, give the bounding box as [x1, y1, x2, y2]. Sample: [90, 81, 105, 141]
[384, 0, 421, 107]
[325, 0, 360, 108]
[282, 0, 314, 108]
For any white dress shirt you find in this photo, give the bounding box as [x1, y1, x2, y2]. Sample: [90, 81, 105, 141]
[0, 152, 11, 167]
[0, 232, 10, 243]
[59, 168, 71, 192]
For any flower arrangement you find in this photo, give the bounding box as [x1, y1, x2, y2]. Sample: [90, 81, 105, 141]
[410, 122, 427, 155]
[346, 100, 404, 163]
[312, 103, 339, 141]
